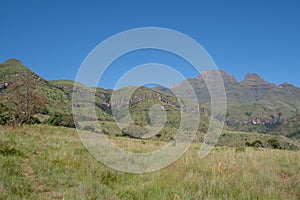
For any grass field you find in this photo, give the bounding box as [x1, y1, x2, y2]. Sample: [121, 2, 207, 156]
[0, 125, 299, 199]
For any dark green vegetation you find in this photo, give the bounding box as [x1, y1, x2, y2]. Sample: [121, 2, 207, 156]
[0, 125, 299, 199]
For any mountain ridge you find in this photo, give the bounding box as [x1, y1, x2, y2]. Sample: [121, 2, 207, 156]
[1, 58, 300, 137]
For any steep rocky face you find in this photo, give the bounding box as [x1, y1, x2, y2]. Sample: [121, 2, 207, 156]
[240, 73, 271, 86]
[167, 69, 300, 125]
[111, 87, 180, 109]
[195, 70, 238, 86]
[220, 70, 239, 85]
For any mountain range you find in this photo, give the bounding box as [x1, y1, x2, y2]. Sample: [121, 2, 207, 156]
[1, 58, 300, 139]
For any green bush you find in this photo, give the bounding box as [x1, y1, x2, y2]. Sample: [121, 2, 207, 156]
[252, 140, 263, 148]
[245, 140, 263, 148]
[0, 141, 24, 157]
[44, 113, 75, 128]
[25, 116, 41, 125]
[267, 138, 281, 149]
[123, 124, 149, 138]
[0, 103, 12, 125]
[82, 125, 101, 133]
[235, 147, 245, 152]
[245, 141, 252, 147]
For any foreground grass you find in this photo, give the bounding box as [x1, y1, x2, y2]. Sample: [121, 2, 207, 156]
[0, 125, 299, 199]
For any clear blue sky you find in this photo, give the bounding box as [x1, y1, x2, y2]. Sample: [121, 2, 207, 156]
[1, 0, 300, 88]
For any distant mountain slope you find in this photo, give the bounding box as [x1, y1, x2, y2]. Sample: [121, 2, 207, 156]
[49, 79, 113, 121]
[160, 70, 300, 133]
[0, 59, 188, 126]
[1, 58, 300, 136]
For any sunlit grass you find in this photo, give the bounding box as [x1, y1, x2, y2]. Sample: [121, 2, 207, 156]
[0, 125, 299, 199]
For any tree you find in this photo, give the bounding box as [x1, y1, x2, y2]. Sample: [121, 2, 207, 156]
[0, 103, 12, 125]
[245, 111, 252, 123]
[277, 112, 282, 123]
[7, 73, 47, 127]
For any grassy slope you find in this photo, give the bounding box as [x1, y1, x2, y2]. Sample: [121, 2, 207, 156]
[217, 131, 300, 150]
[1, 125, 299, 199]
[0, 59, 72, 115]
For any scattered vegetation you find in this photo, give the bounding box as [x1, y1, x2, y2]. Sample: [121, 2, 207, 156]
[0, 125, 299, 199]
[1, 59, 300, 199]
[44, 113, 75, 128]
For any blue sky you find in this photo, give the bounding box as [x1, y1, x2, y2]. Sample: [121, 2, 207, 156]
[1, 0, 300, 88]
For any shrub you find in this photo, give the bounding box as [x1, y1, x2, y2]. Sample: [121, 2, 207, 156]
[25, 116, 41, 125]
[245, 140, 263, 148]
[83, 125, 95, 132]
[82, 125, 101, 133]
[252, 140, 263, 148]
[0, 103, 12, 125]
[123, 124, 149, 138]
[267, 138, 281, 149]
[235, 147, 245, 152]
[0, 141, 24, 157]
[245, 141, 252, 147]
[44, 113, 75, 128]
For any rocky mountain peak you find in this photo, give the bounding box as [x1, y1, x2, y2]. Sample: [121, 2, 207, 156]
[240, 73, 268, 85]
[196, 70, 238, 85]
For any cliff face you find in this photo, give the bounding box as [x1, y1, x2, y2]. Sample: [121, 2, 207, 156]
[164, 70, 300, 128]
[195, 70, 238, 86]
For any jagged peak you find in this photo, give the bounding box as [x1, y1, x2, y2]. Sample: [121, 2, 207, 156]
[243, 73, 263, 81]
[240, 73, 269, 85]
[196, 70, 238, 85]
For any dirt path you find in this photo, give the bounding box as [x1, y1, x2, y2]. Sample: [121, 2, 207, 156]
[22, 137, 50, 196]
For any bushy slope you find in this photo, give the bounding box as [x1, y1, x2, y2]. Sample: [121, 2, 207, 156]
[0, 59, 71, 115]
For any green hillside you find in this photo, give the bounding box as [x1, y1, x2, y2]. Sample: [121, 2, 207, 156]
[0, 59, 71, 115]
[0, 59, 187, 133]
[1, 59, 300, 140]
